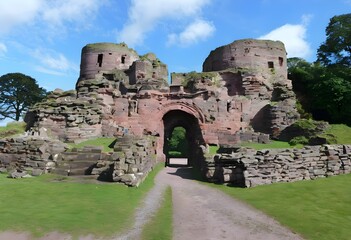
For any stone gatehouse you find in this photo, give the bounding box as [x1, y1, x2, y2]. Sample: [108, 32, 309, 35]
[25, 39, 299, 165]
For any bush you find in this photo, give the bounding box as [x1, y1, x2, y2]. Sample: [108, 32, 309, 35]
[292, 119, 316, 131]
[289, 136, 309, 146]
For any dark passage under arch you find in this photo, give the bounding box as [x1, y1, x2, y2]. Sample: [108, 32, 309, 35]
[163, 110, 205, 167]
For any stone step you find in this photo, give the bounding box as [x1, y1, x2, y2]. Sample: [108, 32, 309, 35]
[62, 161, 97, 169]
[69, 167, 90, 176]
[51, 168, 70, 176]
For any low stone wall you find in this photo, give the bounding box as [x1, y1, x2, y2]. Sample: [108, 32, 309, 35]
[55, 136, 157, 186]
[204, 145, 351, 187]
[0, 135, 157, 186]
[0, 137, 68, 176]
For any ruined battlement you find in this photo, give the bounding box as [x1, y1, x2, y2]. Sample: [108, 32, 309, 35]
[203, 39, 287, 81]
[79, 42, 140, 80]
[26, 39, 299, 165]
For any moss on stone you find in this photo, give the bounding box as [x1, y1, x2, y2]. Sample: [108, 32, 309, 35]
[84, 42, 138, 55]
[178, 71, 218, 87]
[139, 53, 166, 68]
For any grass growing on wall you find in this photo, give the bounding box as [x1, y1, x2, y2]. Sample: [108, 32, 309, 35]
[241, 140, 303, 150]
[0, 163, 164, 238]
[67, 137, 116, 152]
[141, 186, 173, 240]
[0, 121, 26, 138]
[204, 174, 351, 240]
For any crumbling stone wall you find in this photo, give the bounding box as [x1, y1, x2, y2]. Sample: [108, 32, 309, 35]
[26, 39, 299, 162]
[204, 145, 351, 187]
[79, 43, 140, 80]
[0, 137, 68, 176]
[203, 39, 287, 82]
[0, 135, 157, 186]
[54, 135, 157, 186]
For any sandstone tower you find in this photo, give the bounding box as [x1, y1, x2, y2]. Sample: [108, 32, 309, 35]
[25, 39, 299, 162]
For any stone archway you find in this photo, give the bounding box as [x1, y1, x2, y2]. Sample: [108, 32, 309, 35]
[162, 110, 205, 167]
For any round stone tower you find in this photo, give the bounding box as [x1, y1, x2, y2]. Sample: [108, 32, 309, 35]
[203, 39, 287, 78]
[79, 42, 140, 80]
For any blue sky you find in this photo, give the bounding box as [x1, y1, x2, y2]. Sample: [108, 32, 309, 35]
[0, 0, 350, 93]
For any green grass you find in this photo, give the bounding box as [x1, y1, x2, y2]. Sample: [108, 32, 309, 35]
[325, 124, 351, 144]
[209, 145, 219, 155]
[204, 174, 351, 240]
[0, 121, 26, 138]
[141, 186, 173, 240]
[168, 151, 183, 158]
[67, 137, 116, 152]
[0, 163, 164, 238]
[241, 140, 303, 150]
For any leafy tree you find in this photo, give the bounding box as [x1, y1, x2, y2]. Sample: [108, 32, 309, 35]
[317, 13, 351, 67]
[289, 14, 351, 124]
[0, 73, 47, 121]
[168, 127, 189, 157]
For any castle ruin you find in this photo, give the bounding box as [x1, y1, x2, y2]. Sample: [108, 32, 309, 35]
[25, 39, 298, 163]
[7, 39, 341, 187]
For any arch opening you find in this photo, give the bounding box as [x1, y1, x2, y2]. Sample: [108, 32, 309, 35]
[163, 110, 205, 167]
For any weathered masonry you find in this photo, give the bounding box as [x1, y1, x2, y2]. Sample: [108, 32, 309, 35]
[6, 39, 347, 187]
[25, 39, 298, 164]
[203, 145, 351, 187]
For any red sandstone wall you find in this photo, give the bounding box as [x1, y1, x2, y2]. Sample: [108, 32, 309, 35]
[203, 39, 287, 80]
[79, 43, 139, 79]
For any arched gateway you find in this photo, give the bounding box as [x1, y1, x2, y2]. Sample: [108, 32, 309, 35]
[24, 39, 300, 185]
[162, 109, 205, 166]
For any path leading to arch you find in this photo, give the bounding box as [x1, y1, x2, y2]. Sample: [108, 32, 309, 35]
[155, 166, 303, 240]
[0, 166, 304, 240]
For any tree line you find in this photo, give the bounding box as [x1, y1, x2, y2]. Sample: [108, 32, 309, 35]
[288, 13, 351, 125]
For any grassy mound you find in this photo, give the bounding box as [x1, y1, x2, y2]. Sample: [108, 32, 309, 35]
[324, 124, 351, 144]
[0, 121, 26, 139]
[67, 137, 116, 152]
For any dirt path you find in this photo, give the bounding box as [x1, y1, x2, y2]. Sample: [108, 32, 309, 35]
[161, 166, 303, 240]
[0, 165, 303, 240]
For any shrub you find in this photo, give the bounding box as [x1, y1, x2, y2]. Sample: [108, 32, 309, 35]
[289, 136, 309, 146]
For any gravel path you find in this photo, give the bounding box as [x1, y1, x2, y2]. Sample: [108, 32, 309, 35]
[0, 165, 303, 240]
[162, 166, 303, 240]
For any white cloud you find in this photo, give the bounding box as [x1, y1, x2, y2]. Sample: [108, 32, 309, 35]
[42, 0, 102, 27]
[259, 16, 312, 59]
[118, 0, 211, 46]
[167, 19, 215, 46]
[0, 0, 104, 35]
[0, 0, 42, 34]
[35, 66, 65, 76]
[31, 48, 79, 75]
[0, 43, 7, 56]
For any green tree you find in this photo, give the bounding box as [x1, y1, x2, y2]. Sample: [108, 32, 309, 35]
[317, 13, 351, 67]
[168, 127, 189, 157]
[0, 73, 47, 121]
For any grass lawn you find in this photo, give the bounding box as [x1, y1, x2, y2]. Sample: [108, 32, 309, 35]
[0, 121, 26, 138]
[67, 137, 116, 152]
[241, 140, 303, 150]
[325, 124, 351, 144]
[141, 186, 173, 240]
[204, 174, 351, 240]
[0, 163, 164, 238]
